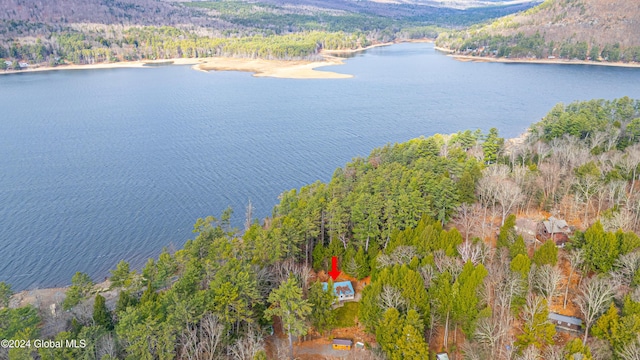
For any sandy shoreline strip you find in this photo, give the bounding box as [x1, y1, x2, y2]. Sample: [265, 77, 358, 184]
[0, 53, 353, 79]
[0, 50, 360, 79]
[0, 41, 438, 79]
[194, 55, 352, 79]
[442, 51, 640, 68]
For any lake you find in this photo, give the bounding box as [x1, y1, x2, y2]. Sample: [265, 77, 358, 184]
[2, 42, 640, 290]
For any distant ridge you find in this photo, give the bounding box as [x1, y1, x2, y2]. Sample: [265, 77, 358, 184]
[437, 0, 640, 62]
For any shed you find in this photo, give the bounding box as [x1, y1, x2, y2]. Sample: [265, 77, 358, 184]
[537, 217, 571, 246]
[436, 353, 450, 360]
[548, 312, 582, 332]
[332, 338, 353, 350]
[322, 281, 355, 301]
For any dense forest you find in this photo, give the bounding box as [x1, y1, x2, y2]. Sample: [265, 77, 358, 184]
[436, 0, 640, 63]
[2, 97, 640, 359]
[0, 0, 533, 68]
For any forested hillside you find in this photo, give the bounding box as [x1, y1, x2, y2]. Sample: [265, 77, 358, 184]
[436, 0, 640, 63]
[0, 0, 535, 68]
[2, 98, 640, 359]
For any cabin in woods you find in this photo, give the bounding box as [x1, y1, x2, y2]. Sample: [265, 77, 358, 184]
[332, 339, 353, 350]
[322, 281, 355, 301]
[548, 312, 582, 332]
[537, 217, 571, 246]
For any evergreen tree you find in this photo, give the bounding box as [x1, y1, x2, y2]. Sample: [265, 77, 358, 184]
[482, 127, 503, 164]
[376, 308, 429, 360]
[0, 281, 12, 308]
[264, 276, 312, 360]
[307, 281, 336, 334]
[515, 296, 555, 351]
[312, 242, 326, 271]
[510, 235, 528, 259]
[354, 246, 370, 279]
[63, 272, 94, 310]
[110, 260, 132, 288]
[510, 253, 531, 281]
[583, 221, 619, 273]
[93, 294, 114, 330]
[497, 214, 517, 250]
[533, 240, 558, 266]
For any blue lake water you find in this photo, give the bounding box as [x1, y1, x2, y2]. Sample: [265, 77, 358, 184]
[2, 42, 640, 290]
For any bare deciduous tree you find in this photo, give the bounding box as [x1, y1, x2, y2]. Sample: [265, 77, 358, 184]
[378, 284, 405, 311]
[611, 251, 640, 287]
[475, 317, 509, 360]
[228, 327, 265, 360]
[576, 276, 616, 345]
[458, 240, 483, 265]
[533, 264, 563, 305]
[515, 345, 541, 360]
[377, 246, 418, 268]
[179, 313, 225, 360]
[452, 203, 484, 241]
[618, 335, 640, 360]
[563, 249, 584, 309]
[543, 345, 567, 360]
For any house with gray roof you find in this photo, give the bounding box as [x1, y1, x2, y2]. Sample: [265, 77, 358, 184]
[548, 312, 582, 332]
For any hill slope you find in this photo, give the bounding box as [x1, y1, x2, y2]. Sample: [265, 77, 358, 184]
[437, 0, 640, 62]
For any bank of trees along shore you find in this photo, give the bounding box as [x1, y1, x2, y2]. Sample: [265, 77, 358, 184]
[0, 0, 443, 68]
[3, 97, 640, 359]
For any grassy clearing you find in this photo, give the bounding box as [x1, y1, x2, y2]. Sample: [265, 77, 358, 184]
[333, 302, 359, 328]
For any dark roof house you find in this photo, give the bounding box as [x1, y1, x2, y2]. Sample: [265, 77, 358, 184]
[548, 312, 582, 332]
[537, 217, 571, 246]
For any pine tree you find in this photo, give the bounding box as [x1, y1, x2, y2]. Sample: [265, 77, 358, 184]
[515, 296, 555, 351]
[0, 281, 12, 308]
[354, 246, 370, 279]
[533, 240, 558, 266]
[264, 276, 312, 360]
[93, 294, 114, 330]
[307, 282, 336, 334]
[312, 242, 326, 271]
[583, 221, 619, 273]
[510, 254, 531, 281]
[497, 214, 517, 250]
[510, 235, 527, 259]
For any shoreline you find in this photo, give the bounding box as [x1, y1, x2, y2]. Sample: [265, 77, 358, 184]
[0, 40, 436, 79]
[442, 51, 640, 68]
[0, 53, 353, 79]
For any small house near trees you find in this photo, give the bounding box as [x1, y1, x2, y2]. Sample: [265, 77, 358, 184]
[322, 281, 355, 302]
[548, 312, 582, 332]
[537, 217, 571, 247]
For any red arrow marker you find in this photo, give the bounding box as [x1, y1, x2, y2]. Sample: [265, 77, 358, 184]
[328, 256, 341, 281]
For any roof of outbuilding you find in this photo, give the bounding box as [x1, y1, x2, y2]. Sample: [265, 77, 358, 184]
[549, 312, 582, 326]
[333, 339, 353, 345]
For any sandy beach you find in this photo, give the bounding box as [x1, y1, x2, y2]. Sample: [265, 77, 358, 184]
[194, 55, 352, 79]
[0, 41, 440, 79]
[0, 53, 354, 79]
